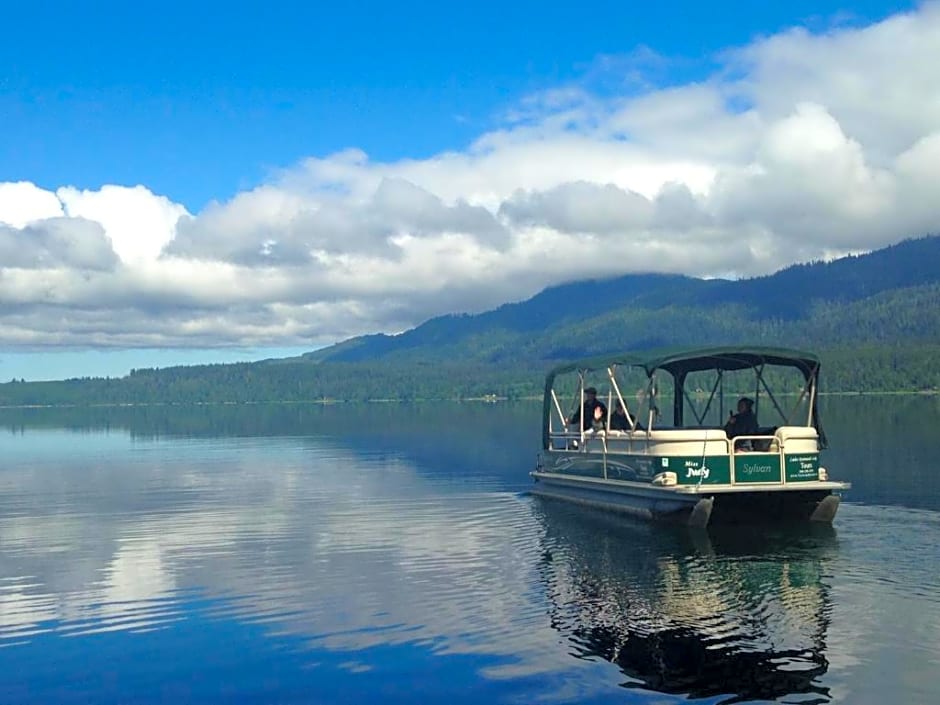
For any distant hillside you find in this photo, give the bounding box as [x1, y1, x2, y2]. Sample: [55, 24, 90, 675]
[307, 235, 940, 364]
[302, 273, 697, 363]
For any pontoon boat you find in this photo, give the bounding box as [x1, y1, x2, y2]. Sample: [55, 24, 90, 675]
[531, 347, 850, 527]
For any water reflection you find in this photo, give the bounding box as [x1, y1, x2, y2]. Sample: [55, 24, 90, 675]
[0, 401, 543, 493]
[534, 497, 837, 703]
[820, 394, 940, 510]
[0, 431, 579, 703]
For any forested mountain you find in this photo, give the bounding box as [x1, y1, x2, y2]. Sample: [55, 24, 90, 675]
[308, 235, 940, 364]
[1, 235, 938, 406]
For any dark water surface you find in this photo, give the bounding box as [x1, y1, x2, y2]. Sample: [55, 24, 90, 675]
[0, 397, 938, 704]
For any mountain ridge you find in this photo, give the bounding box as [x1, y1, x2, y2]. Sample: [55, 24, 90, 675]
[306, 235, 940, 364]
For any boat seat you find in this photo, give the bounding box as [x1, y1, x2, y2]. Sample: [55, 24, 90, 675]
[773, 426, 820, 452]
[775, 426, 819, 442]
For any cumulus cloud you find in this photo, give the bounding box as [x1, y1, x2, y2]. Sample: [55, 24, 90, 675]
[0, 182, 65, 226]
[499, 181, 653, 234]
[2, 4, 940, 349]
[57, 185, 188, 265]
[0, 218, 118, 271]
[710, 102, 897, 248]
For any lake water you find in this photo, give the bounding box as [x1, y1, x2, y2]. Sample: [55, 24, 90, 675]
[0, 396, 938, 704]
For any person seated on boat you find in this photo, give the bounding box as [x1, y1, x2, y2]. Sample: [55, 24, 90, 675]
[609, 400, 642, 431]
[724, 397, 759, 443]
[567, 387, 607, 431]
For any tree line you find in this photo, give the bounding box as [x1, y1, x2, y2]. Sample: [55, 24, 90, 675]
[0, 343, 937, 407]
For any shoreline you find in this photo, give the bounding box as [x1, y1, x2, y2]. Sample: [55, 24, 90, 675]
[0, 388, 937, 411]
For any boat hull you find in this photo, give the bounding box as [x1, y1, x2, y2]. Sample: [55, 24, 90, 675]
[530, 467, 845, 528]
[530, 471, 707, 523]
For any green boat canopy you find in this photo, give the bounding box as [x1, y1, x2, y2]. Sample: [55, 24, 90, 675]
[544, 345, 821, 385]
[541, 346, 825, 449]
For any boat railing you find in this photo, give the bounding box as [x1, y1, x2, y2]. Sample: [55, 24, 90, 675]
[548, 426, 816, 457]
[548, 427, 733, 452]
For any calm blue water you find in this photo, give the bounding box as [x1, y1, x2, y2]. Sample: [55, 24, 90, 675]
[0, 397, 938, 704]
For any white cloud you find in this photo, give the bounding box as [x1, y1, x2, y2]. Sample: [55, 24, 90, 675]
[499, 181, 653, 234]
[2, 4, 940, 350]
[0, 217, 117, 270]
[731, 2, 940, 162]
[710, 102, 898, 248]
[0, 181, 64, 227]
[57, 185, 189, 265]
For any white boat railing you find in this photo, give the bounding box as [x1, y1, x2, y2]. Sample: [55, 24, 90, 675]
[545, 427, 823, 485]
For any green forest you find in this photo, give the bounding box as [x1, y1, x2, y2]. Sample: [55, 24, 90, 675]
[0, 344, 937, 407]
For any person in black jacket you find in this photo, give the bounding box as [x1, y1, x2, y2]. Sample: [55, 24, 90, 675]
[567, 387, 607, 431]
[724, 397, 758, 439]
[609, 400, 641, 431]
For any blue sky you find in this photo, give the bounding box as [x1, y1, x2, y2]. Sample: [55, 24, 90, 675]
[3, 1, 911, 210]
[0, 0, 930, 380]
